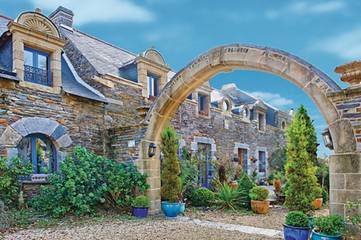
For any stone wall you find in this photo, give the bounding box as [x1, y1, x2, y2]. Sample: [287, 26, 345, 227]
[170, 99, 287, 175]
[0, 78, 106, 156]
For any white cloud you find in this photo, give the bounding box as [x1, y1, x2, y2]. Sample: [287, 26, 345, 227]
[265, 1, 345, 20]
[249, 91, 294, 108]
[310, 27, 361, 61]
[30, 0, 155, 25]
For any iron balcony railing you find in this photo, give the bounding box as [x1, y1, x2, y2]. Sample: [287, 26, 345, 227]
[24, 65, 52, 87]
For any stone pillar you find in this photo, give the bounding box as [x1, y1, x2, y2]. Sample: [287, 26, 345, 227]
[329, 153, 361, 217]
[139, 139, 161, 213]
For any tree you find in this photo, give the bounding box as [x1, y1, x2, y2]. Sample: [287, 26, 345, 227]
[161, 126, 181, 202]
[300, 106, 318, 165]
[285, 105, 321, 212]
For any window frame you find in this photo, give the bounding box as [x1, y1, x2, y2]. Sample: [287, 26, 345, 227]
[198, 93, 209, 116]
[24, 46, 52, 86]
[258, 150, 266, 173]
[19, 133, 57, 174]
[258, 112, 266, 131]
[147, 73, 159, 98]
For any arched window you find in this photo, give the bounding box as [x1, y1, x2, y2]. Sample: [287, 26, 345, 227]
[223, 100, 230, 112]
[281, 121, 286, 130]
[17, 134, 56, 174]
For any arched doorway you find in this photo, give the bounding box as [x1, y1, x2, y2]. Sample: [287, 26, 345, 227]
[140, 44, 359, 216]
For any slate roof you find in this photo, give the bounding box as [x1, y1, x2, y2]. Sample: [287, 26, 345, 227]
[59, 26, 137, 76]
[61, 54, 107, 102]
[220, 84, 257, 105]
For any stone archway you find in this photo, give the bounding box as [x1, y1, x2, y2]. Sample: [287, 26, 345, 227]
[0, 117, 73, 161]
[140, 44, 360, 216]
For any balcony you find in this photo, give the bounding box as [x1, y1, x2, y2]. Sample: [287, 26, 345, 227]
[24, 65, 52, 86]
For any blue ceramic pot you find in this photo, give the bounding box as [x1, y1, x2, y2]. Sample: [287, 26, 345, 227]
[311, 230, 342, 240]
[283, 224, 311, 240]
[132, 207, 149, 218]
[161, 201, 182, 217]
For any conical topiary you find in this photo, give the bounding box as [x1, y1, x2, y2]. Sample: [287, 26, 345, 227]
[285, 105, 321, 213]
[161, 126, 181, 202]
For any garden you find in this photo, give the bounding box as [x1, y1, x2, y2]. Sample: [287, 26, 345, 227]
[1, 106, 360, 240]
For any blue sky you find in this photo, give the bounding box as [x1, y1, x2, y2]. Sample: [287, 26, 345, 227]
[2, 0, 361, 156]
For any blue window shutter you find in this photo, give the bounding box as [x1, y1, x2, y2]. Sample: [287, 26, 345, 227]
[154, 76, 159, 96]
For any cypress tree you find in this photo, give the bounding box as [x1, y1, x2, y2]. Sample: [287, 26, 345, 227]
[161, 126, 181, 202]
[285, 105, 321, 212]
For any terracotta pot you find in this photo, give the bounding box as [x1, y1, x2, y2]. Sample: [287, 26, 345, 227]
[251, 200, 270, 214]
[273, 179, 282, 192]
[228, 181, 238, 190]
[312, 198, 323, 210]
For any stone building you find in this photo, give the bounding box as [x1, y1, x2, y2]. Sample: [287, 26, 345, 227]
[0, 7, 290, 186]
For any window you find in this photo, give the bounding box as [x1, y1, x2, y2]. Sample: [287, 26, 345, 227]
[281, 121, 286, 130]
[258, 112, 265, 131]
[147, 74, 159, 98]
[198, 143, 212, 188]
[17, 134, 56, 174]
[187, 93, 192, 100]
[258, 151, 266, 173]
[244, 108, 249, 118]
[24, 47, 51, 86]
[223, 100, 230, 112]
[198, 93, 208, 116]
[238, 148, 248, 173]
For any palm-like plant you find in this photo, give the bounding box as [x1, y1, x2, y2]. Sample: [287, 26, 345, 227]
[215, 184, 247, 210]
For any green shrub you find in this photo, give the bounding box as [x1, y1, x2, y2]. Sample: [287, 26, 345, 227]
[285, 211, 309, 228]
[0, 157, 32, 207]
[237, 172, 256, 209]
[180, 148, 199, 202]
[190, 188, 215, 207]
[31, 146, 148, 217]
[285, 105, 321, 213]
[249, 186, 269, 201]
[161, 127, 181, 202]
[132, 195, 150, 208]
[215, 184, 246, 210]
[322, 188, 328, 206]
[313, 215, 345, 236]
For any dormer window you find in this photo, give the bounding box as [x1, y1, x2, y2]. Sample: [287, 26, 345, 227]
[147, 73, 159, 99]
[223, 100, 230, 112]
[24, 47, 52, 86]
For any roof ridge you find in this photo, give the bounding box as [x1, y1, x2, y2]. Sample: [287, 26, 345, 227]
[67, 26, 137, 57]
[0, 14, 13, 21]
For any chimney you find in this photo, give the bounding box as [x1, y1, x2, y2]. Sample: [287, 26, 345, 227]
[49, 6, 74, 28]
[335, 61, 361, 86]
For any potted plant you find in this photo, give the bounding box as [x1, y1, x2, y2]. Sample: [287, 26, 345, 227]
[311, 215, 345, 240]
[160, 127, 183, 217]
[312, 188, 323, 210]
[132, 195, 150, 218]
[273, 171, 283, 192]
[284, 211, 311, 240]
[249, 186, 269, 214]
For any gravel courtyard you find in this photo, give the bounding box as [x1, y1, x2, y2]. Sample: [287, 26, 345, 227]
[2, 208, 329, 240]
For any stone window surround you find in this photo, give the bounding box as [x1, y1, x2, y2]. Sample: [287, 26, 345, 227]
[0, 117, 72, 182]
[256, 110, 266, 132]
[196, 91, 211, 119]
[190, 136, 216, 153]
[233, 143, 250, 175]
[255, 147, 268, 176]
[9, 18, 64, 95]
